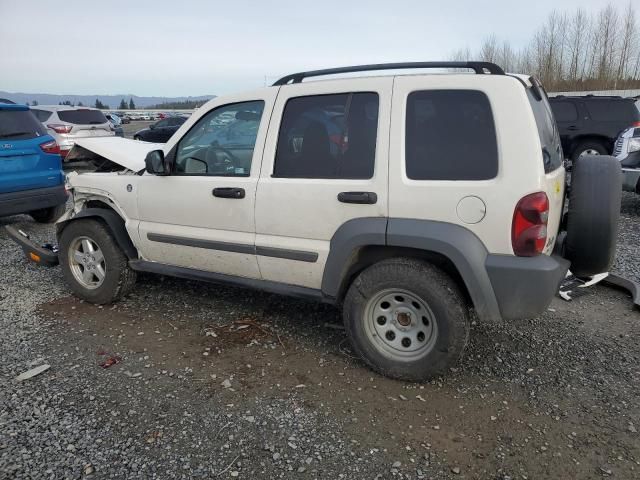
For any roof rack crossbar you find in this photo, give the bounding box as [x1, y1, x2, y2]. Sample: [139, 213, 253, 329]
[272, 61, 505, 86]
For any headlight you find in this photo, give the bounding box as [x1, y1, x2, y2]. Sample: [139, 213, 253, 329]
[629, 137, 640, 153]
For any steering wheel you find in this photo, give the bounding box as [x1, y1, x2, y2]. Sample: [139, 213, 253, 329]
[205, 145, 238, 173]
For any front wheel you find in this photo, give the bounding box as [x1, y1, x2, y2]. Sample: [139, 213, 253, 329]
[343, 258, 469, 381]
[59, 219, 137, 304]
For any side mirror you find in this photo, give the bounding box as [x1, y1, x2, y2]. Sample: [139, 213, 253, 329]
[149, 123, 156, 130]
[145, 150, 170, 175]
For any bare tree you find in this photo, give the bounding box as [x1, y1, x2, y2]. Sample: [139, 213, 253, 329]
[479, 35, 499, 63]
[449, 2, 640, 91]
[617, 2, 637, 81]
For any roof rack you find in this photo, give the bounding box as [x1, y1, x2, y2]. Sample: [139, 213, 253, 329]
[272, 61, 505, 86]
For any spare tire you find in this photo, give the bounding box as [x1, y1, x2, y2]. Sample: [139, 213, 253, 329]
[564, 155, 621, 277]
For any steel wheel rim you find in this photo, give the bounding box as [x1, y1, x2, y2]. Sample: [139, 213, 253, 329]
[363, 288, 438, 361]
[68, 236, 106, 289]
[579, 149, 600, 157]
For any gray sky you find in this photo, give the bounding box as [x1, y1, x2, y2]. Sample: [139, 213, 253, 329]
[0, 0, 629, 96]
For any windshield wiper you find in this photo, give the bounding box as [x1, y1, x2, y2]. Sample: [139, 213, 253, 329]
[0, 131, 32, 138]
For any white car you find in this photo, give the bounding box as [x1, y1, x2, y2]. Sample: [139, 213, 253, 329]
[55, 62, 621, 381]
[30, 105, 114, 159]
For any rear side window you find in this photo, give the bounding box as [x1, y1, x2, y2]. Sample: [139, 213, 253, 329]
[550, 101, 578, 122]
[527, 91, 563, 173]
[0, 110, 46, 140]
[274, 92, 379, 179]
[57, 109, 108, 125]
[405, 90, 498, 180]
[31, 109, 52, 122]
[585, 100, 640, 122]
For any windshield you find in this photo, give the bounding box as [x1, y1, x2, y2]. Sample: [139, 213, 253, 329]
[57, 109, 108, 125]
[0, 110, 47, 140]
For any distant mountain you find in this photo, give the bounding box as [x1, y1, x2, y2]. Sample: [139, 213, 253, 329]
[0, 91, 215, 109]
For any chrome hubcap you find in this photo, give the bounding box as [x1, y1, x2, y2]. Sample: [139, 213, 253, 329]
[579, 149, 600, 157]
[364, 289, 438, 361]
[68, 236, 106, 289]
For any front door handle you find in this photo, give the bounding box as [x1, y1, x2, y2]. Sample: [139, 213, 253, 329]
[213, 187, 245, 199]
[567, 125, 579, 131]
[337, 191, 377, 204]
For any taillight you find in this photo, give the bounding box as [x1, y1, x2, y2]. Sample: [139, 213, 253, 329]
[512, 192, 549, 256]
[47, 123, 73, 134]
[39, 140, 60, 155]
[632, 121, 640, 128]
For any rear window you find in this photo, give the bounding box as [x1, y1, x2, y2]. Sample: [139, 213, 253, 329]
[405, 90, 498, 180]
[0, 110, 47, 140]
[585, 100, 640, 122]
[527, 91, 563, 173]
[57, 109, 108, 125]
[550, 101, 578, 122]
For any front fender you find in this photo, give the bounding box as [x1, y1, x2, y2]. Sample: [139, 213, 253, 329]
[57, 208, 138, 259]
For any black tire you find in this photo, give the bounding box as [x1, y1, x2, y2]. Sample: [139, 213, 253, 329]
[343, 258, 469, 381]
[565, 155, 621, 277]
[30, 204, 66, 223]
[133, 136, 141, 141]
[570, 139, 608, 162]
[59, 219, 137, 304]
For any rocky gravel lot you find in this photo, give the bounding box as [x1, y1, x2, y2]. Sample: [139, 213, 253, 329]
[1, 194, 639, 480]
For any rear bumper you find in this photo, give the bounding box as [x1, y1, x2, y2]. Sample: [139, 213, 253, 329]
[486, 254, 569, 320]
[0, 185, 67, 217]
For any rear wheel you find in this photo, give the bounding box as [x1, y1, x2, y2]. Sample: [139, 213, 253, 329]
[30, 204, 66, 223]
[343, 258, 469, 381]
[59, 219, 136, 304]
[571, 140, 607, 162]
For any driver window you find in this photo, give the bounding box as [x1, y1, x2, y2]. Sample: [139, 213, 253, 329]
[175, 100, 265, 176]
[155, 119, 170, 128]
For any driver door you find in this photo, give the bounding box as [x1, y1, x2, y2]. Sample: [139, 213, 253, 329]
[135, 89, 277, 278]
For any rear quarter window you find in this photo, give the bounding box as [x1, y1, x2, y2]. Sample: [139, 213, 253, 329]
[527, 91, 563, 173]
[585, 100, 639, 122]
[405, 90, 498, 180]
[31, 109, 52, 122]
[0, 110, 47, 140]
[57, 109, 108, 125]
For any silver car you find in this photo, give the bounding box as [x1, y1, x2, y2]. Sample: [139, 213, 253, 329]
[31, 106, 115, 159]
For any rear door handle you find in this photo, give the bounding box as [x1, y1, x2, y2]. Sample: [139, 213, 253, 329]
[213, 187, 245, 199]
[567, 125, 579, 131]
[337, 191, 377, 204]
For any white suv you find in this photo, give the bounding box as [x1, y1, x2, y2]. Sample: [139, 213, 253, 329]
[30, 106, 114, 159]
[56, 62, 621, 381]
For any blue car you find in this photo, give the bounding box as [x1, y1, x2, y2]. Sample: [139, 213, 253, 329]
[0, 102, 67, 222]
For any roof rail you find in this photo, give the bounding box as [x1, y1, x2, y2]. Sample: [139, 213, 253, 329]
[272, 61, 505, 86]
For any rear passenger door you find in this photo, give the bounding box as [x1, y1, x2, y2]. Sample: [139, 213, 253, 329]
[389, 76, 509, 253]
[255, 78, 392, 290]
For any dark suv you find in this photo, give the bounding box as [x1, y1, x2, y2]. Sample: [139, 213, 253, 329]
[133, 116, 187, 142]
[549, 95, 640, 161]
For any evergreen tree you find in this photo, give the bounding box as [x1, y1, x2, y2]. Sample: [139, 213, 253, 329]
[119, 98, 127, 109]
[129, 98, 136, 109]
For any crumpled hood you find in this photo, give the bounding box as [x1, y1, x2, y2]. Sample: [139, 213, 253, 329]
[68, 137, 163, 171]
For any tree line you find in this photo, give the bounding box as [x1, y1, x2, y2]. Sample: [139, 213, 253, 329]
[451, 2, 640, 91]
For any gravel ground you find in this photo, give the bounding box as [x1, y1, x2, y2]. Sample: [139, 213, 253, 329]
[1, 194, 639, 479]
